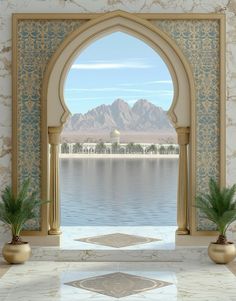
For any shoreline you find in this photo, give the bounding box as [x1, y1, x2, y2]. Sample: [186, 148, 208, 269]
[59, 154, 179, 159]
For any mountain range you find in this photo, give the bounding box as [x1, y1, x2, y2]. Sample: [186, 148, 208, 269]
[63, 99, 174, 133]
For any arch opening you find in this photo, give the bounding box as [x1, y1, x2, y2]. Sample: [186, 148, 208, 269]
[43, 11, 194, 237]
[60, 31, 178, 228]
[63, 31, 174, 115]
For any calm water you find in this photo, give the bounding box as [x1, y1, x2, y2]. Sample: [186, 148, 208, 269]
[60, 158, 178, 226]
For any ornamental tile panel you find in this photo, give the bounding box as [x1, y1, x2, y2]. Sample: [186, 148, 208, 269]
[16, 18, 220, 231]
[17, 20, 86, 230]
[154, 20, 220, 230]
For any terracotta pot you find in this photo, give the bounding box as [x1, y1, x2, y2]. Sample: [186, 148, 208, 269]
[208, 242, 236, 264]
[2, 242, 31, 264]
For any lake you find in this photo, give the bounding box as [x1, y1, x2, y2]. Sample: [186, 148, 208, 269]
[60, 158, 178, 226]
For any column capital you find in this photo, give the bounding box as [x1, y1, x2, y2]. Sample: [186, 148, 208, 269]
[48, 126, 62, 145]
[176, 127, 190, 145]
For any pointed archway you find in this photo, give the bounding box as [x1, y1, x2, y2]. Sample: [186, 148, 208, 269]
[42, 10, 194, 236]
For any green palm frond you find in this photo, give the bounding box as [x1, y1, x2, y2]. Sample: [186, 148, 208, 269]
[0, 180, 48, 240]
[195, 178, 236, 236]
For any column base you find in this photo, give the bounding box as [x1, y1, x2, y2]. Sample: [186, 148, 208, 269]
[48, 229, 62, 235]
[176, 228, 189, 235]
[22, 234, 60, 246]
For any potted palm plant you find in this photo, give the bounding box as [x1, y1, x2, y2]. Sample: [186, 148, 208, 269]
[196, 178, 236, 264]
[0, 180, 45, 264]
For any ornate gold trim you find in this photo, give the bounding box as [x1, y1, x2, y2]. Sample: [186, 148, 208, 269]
[43, 10, 194, 236]
[12, 12, 226, 237]
[58, 25, 180, 127]
[12, 12, 224, 20]
[12, 15, 49, 236]
[190, 14, 226, 236]
[44, 10, 194, 127]
[12, 15, 18, 197]
[176, 127, 190, 235]
[48, 126, 62, 235]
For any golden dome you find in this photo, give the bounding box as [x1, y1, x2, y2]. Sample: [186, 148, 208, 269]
[110, 129, 120, 137]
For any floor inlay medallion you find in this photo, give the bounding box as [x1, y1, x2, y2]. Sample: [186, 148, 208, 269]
[75, 233, 160, 248]
[65, 272, 172, 298]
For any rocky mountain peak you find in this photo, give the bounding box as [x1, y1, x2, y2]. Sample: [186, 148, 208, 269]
[63, 99, 174, 133]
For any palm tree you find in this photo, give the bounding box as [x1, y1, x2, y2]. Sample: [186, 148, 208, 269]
[126, 142, 136, 154]
[159, 145, 166, 154]
[147, 144, 157, 154]
[112, 142, 120, 154]
[61, 142, 69, 154]
[167, 144, 175, 154]
[196, 178, 236, 244]
[73, 143, 83, 153]
[119, 147, 125, 154]
[175, 146, 179, 154]
[95, 142, 106, 154]
[134, 144, 143, 154]
[0, 180, 47, 244]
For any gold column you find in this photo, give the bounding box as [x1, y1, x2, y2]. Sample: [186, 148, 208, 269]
[48, 127, 62, 235]
[176, 127, 190, 235]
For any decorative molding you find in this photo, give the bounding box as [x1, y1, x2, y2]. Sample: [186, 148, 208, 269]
[176, 127, 190, 235]
[44, 10, 193, 129]
[12, 11, 225, 236]
[48, 126, 62, 235]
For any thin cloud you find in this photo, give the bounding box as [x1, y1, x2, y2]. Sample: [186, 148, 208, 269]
[65, 91, 173, 102]
[65, 88, 173, 94]
[118, 80, 173, 86]
[71, 61, 152, 70]
[66, 88, 117, 92]
[65, 96, 116, 101]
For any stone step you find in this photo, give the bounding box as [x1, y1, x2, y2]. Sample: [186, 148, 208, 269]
[30, 247, 208, 262]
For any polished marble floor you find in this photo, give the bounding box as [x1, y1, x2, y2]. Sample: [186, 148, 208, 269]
[30, 226, 178, 262]
[0, 261, 236, 301]
[76, 232, 161, 248]
[0, 261, 9, 278]
[1, 227, 236, 300]
[60, 226, 176, 250]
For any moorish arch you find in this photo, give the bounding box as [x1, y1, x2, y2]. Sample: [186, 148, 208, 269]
[42, 10, 195, 236]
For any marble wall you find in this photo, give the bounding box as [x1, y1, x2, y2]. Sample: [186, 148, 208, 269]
[0, 0, 236, 234]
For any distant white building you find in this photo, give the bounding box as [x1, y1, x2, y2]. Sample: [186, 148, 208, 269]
[110, 129, 120, 144]
[60, 142, 179, 155]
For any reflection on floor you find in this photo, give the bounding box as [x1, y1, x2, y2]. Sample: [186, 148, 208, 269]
[0, 261, 236, 301]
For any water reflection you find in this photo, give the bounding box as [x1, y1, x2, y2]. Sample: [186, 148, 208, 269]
[60, 158, 178, 226]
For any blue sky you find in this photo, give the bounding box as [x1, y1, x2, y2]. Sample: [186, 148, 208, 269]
[64, 32, 174, 114]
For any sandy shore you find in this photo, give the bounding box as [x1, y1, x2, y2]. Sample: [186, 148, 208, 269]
[59, 154, 179, 159]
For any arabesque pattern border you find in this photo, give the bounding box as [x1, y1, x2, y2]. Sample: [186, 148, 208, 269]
[153, 19, 220, 231]
[14, 14, 223, 232]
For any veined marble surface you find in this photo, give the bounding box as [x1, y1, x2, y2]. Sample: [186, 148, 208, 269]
[0, 261, 236, 301]
[0, 261, 9, 279]
[0, 0, 236, 235]
[29, 226, 183, 262]
[0, 226, 216, 262]
[27, 226, 210, 262]
[60, 226, 176, 250]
